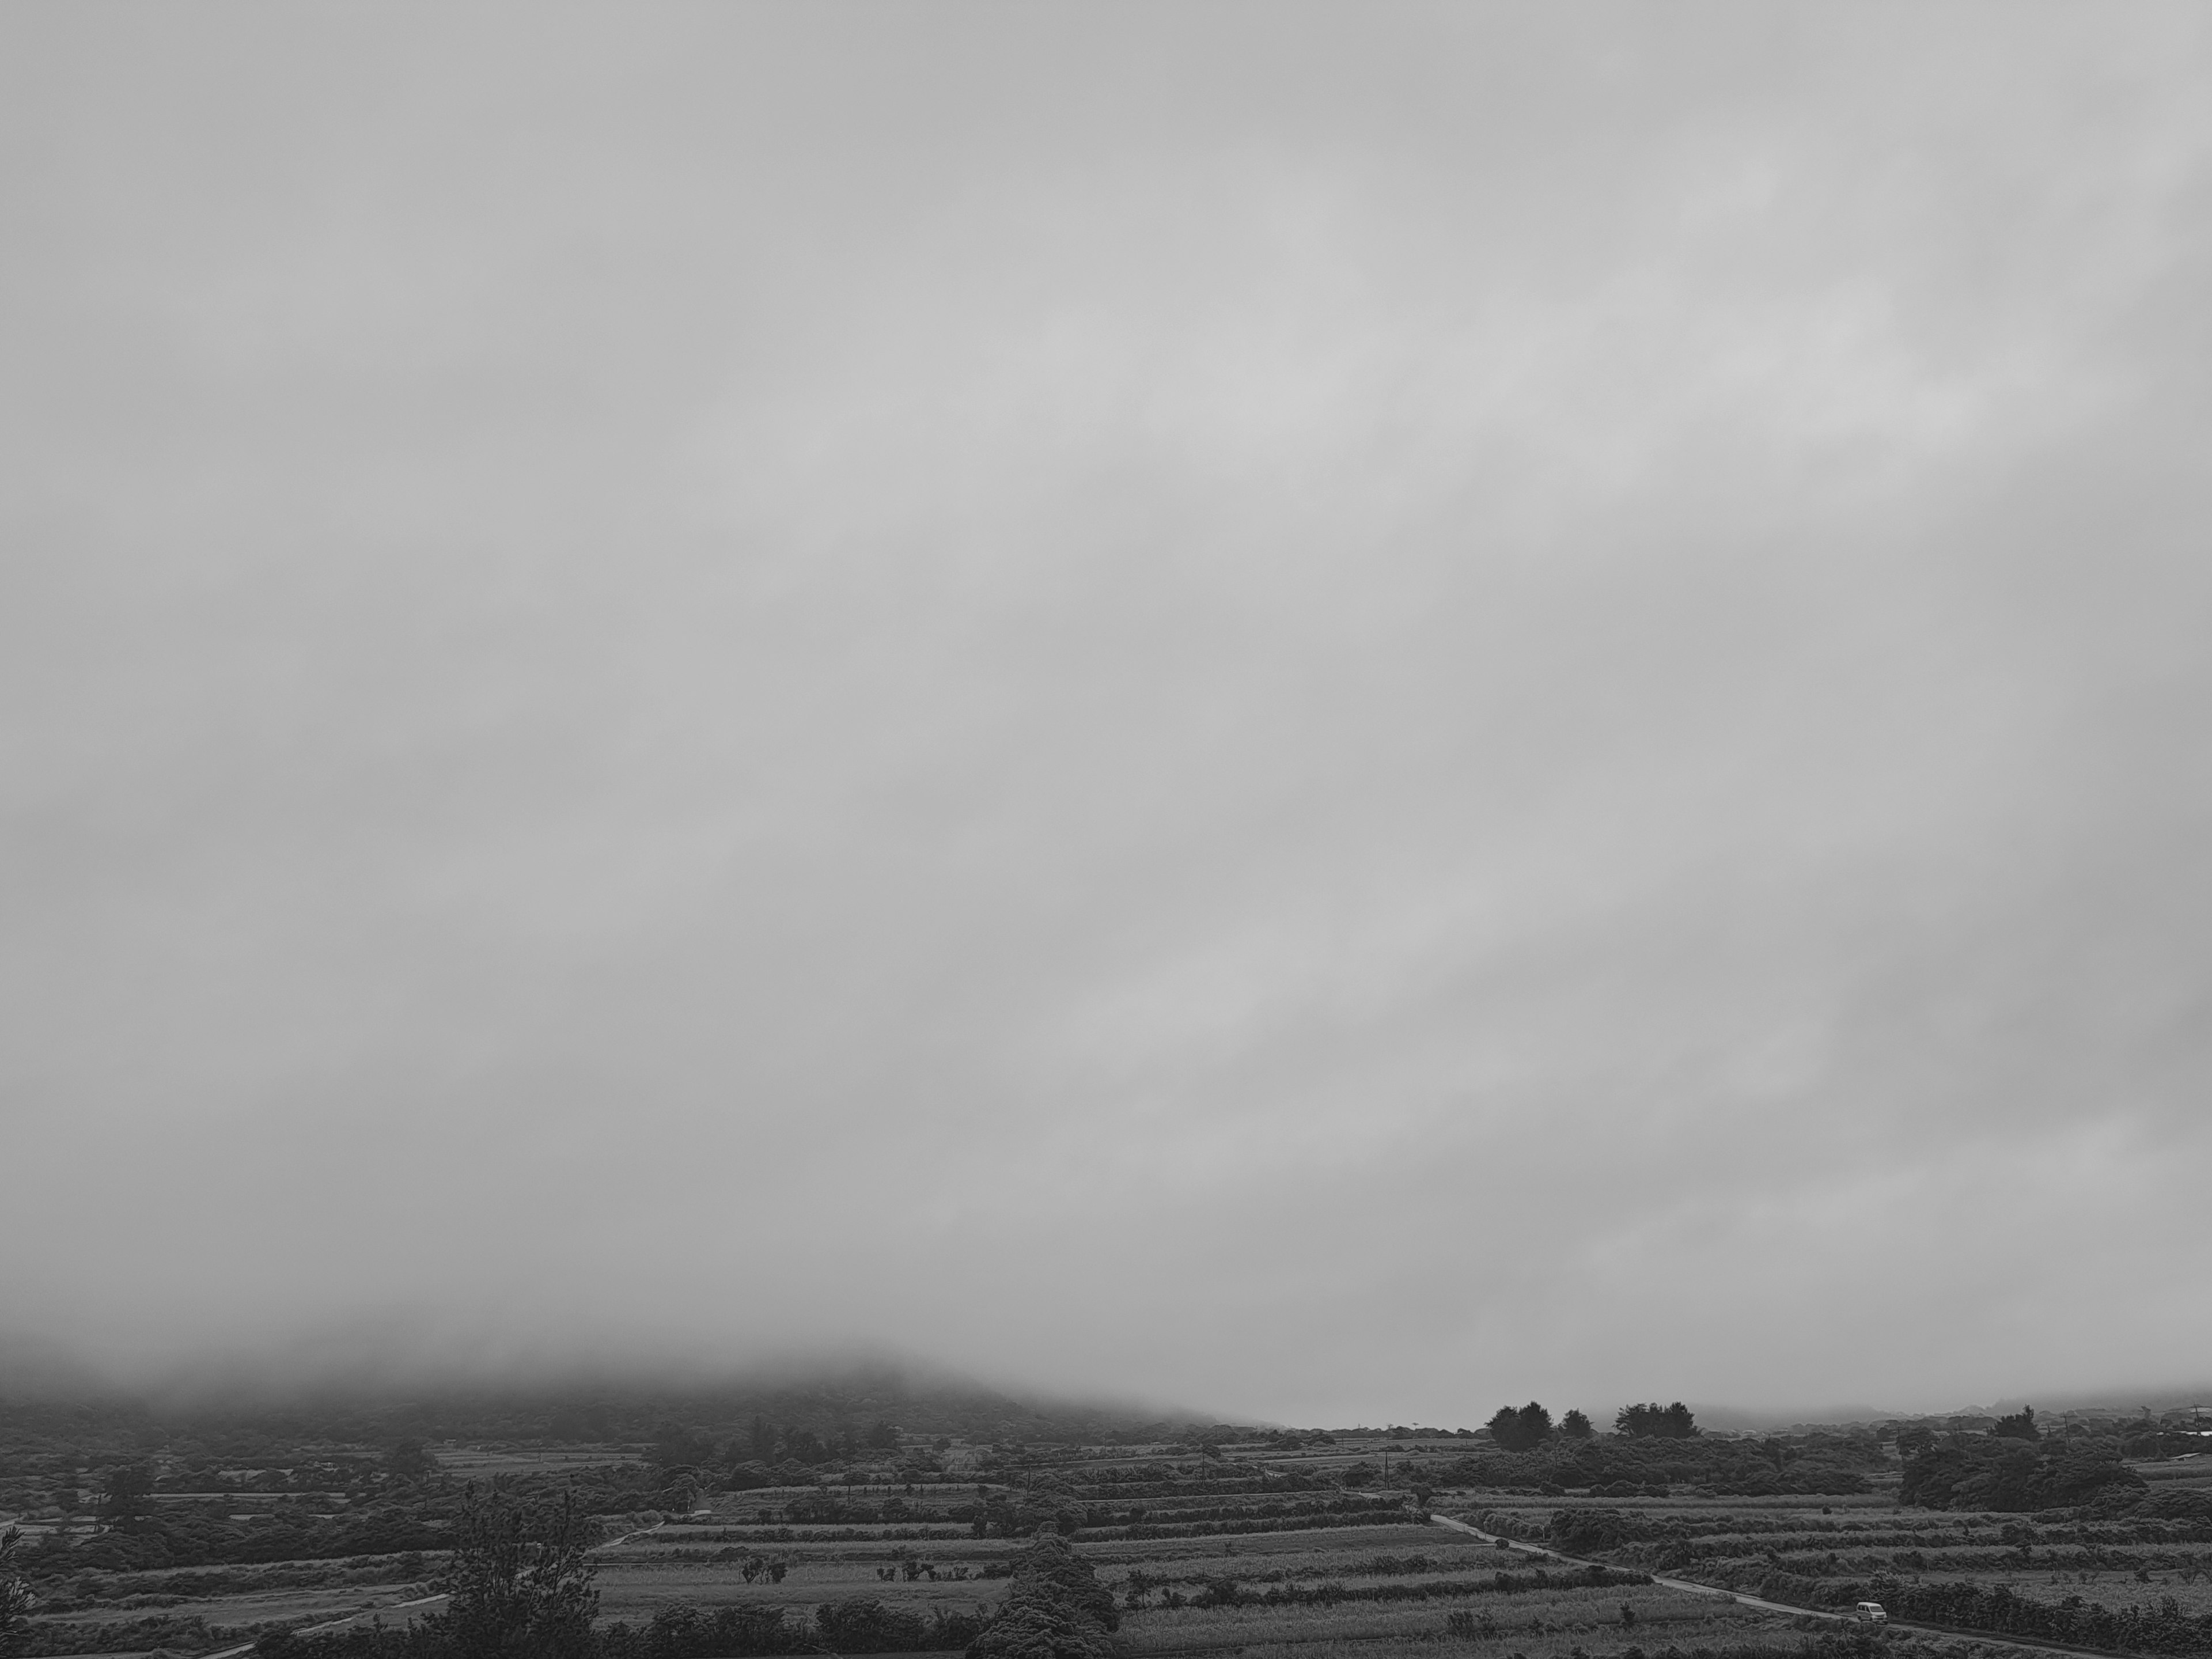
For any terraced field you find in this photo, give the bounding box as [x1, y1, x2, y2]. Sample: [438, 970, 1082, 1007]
[1457, 1456, 2212, 1656]
[582, 1453, 1789, 1659]
[12, 1401, 2210, 1659]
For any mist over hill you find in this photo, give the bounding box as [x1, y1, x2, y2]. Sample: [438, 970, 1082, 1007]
[10, 1335, 2203, 1447]
[0, 1350, 1211, 1448]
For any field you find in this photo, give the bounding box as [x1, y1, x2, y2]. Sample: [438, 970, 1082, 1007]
[7, 1391, 2211, 1659]
[578, 1449, 1790, 1659]
[561, 1430, 2212, 1659]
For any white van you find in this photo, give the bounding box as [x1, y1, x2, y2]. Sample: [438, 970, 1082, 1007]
[1853, 1603, 1889, 1624]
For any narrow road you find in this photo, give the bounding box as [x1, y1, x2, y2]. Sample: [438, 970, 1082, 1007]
[198, 1520, 670, 1659]
[1428, 1512, 2143, 1659]
[1430, 1512, 1845, 1619]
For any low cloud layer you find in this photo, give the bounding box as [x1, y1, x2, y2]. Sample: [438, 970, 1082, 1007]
[3, 6, 2209, 1426]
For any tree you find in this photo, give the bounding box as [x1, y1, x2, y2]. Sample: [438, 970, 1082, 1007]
[649, 1426, 715, 1472]
[1560, 1410, 1593, 1440]
[967, 1532, 1116, 1659]
[1, 1525, 35, 1658]
[1615, 1402, 1698, 1439]
[1993, 1407, 2040, 1442]
[1486, 1403, 1554, 1453]
[425, 1486, 599, 1659]
[100, 1463, 156, 1527]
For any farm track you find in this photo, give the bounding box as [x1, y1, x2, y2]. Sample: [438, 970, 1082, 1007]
[1430, 1514, 2164, 1659]
[195, 1523, 671, 1659]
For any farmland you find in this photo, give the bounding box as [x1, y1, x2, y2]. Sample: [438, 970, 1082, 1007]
[4, 1384, 2210, 1659]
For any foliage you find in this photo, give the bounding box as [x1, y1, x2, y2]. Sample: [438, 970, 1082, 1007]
[1436, 1428, 1877, 1497]
[966, 1532, 1118, 1659]
[1550, 1508, 1641, 1554]
[1487, 1404, 1555, 1453]
[21, 1611, 244, 1656]
[1992, 1406, 2041, 1442]
[421, 1487, 597, 1659]
[254, 1600, 987, 1659]
[963, 1599, 1111, 1659]
[1899, 1439, 2142, 1512]
[1559, 1410, 1593, 1440]
[1, 1528, 34, 1658]
[1615, 1403, 1699, 1439]
[258, 1622, 453, 1659]
[99, 1466, 156, 1529]
[594, 1605, 797, 1659]
[819, 1600, 986, 1654]
[1875, 1577, 2212, 1655]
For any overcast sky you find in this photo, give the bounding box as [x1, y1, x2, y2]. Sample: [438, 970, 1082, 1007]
[3, 5, 2210, 1428]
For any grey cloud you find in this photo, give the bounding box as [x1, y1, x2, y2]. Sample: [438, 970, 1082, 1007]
[2, 4, 2209, 1425]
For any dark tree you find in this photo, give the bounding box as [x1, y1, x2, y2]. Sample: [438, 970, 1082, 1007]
[1615, 1402, 1699, 1438]
[1, 1525, 35, 1658]
[100, 1463, 156, 1527]
[967, 1531, 1117, 1659]
[425, 1486, 599, 1659]
[650, 1426, 717, 1472]
[1560, 1409, 1593, 1440]
[1486, 1403, 1555, 1453]
[1993, 1407, 2040, 1442]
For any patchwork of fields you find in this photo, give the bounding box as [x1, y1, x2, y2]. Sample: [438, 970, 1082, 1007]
[10, 1406, 2211, 1659]
[579, 1449, 1791, 1659]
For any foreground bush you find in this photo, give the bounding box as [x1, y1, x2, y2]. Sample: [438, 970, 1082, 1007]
[965, 1532, 1117, 1659]
[1874, 1578, 2212, 1656]
[248, 1597, 991, 1659]
[17, 1612, 248, 1656]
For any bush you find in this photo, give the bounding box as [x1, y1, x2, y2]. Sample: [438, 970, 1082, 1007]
[965, 1532, 1118, 1659]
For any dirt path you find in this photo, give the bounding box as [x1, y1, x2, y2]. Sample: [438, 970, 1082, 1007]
[198, 1516, 676, 1659]
[1427, 1511, 2143, 1659]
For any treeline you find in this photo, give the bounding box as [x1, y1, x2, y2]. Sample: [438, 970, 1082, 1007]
[0, 1369, 1194, 1487]
[241, 1600, 990, 1659]
[1874, 1579, 2212, 1657]
[1899, 1438, 2143, 1513]
[974, 1492, 1402, 1538]
[12, 1611, 249, 1657]
[1136, 1563, 1650, 1611]
[1483, 1402, 1699, 1453]
[1435, 1432, 1883, 1497]
[22, 1556, 429, 1621]
[10, 1507, 449, 1574]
